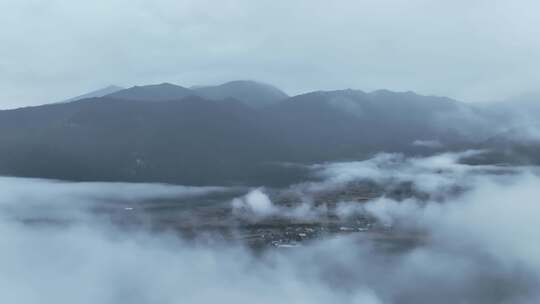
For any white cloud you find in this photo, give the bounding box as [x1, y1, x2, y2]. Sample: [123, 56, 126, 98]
[412, 140, 443, 148]
[307, 150, 496, 195]
[232, 188, 278, 219]
[1, 152, 540, 303]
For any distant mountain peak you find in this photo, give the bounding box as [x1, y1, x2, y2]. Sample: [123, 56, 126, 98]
[370, 89, 418, 96]
[105, 83, 195, 102]
[102, 85, 124, 91]
[155, 82, 179, 87]
[220, 80, 274, 87]
[129, 82, 186, 89]
[193, 80, 288, 107]
[61, 85, 125, 103]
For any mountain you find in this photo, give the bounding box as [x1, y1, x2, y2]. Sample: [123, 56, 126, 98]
[106, 83, 196, 102]
[67, 81, 288, 108]
[0, 85, 527, 186]
[193, 80, 288, 107]
[61, 85, 124, 103]
[464, 93, 540, 165]
[474, 92, 540, 144]
[0, 96, 293, 185]
[268, 89, 485, 158]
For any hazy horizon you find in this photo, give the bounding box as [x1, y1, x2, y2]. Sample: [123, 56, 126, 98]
[2, 0, 540, 108]
[1, 78, 536, 111]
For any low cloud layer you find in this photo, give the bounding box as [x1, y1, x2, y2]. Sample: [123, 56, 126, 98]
[0, 177, 228, 221]
[304, 150, 511, 196]
[1, 151, 539, 303]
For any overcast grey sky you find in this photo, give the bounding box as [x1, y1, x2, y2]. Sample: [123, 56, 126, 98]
[1, 0, 539, 108]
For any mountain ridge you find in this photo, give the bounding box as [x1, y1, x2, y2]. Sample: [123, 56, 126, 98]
[61, 85, 125, 103]
[1, 82, 537, 186]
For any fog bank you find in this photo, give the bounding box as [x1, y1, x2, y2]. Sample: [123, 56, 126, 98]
[1, 152, 539, 303]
